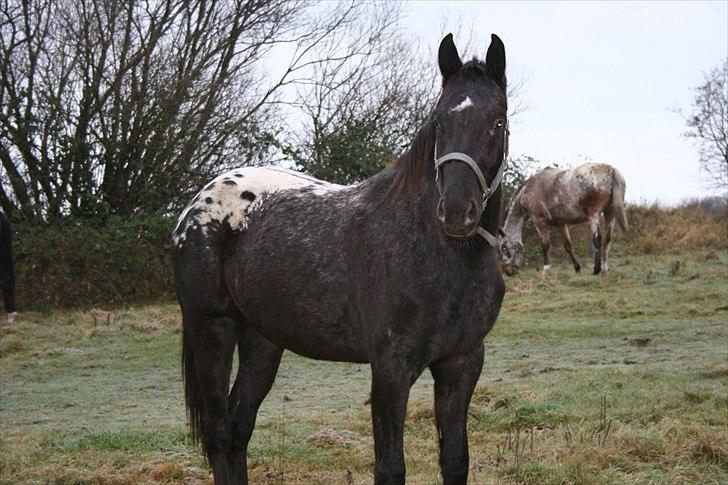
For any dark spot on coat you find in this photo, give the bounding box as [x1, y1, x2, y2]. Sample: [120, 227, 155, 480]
[241, 191, 256, 202]
[205, 182, 216, 191]
[234, 173, 244, 178]
[205, 197, 214, 204]
[188, 207, 204, 218]
[223, 179, 237, 186]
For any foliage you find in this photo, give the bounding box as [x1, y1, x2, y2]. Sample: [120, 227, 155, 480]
[292, 37, 437, 184]
[12, 214, 175, 310]
[680, 59, 728, 190]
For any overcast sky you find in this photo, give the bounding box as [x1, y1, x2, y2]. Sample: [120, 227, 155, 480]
[405, 1, 727, 203]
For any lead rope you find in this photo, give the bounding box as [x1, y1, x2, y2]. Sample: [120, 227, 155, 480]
[434, 121, 510, 246]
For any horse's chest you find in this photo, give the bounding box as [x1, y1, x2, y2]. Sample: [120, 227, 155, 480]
[426, 276, 504, 356]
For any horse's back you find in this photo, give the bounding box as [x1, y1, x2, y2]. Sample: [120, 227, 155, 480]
[568, 163, 613, 191]
[171, 166, 340, 248]
[522, 163, 616, 224]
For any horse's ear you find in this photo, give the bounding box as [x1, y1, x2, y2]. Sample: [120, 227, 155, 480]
[438, 33, 462, 84]
[485, 33, 506, 88]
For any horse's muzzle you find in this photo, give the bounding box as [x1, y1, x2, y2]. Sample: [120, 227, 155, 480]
[501, 263, 519, 276]
[437, 197, 480, 239]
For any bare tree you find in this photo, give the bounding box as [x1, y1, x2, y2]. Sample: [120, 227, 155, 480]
[680, 60, 728, 190]
[0, 0, 401, 222]
[290, 18, 437, 184]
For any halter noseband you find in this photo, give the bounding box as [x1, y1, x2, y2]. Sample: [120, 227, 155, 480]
[433, 120, 510, 246]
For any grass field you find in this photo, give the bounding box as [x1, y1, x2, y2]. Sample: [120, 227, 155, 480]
[1, 248, 727, 484]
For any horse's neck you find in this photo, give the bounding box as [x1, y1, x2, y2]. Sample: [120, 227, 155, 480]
[503, 191, 526, 242]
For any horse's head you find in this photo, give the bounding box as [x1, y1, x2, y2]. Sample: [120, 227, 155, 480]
[499, 230, 524, 276]
[433, 34, 508, 239]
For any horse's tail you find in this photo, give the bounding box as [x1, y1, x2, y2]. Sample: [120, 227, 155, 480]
[181, 317, 206, 450]
[611, 167, 628, 232]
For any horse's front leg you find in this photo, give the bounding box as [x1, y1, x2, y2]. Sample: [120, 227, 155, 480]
[370, 356, 415, 485]
[589, 215, 603, 275]
[430, 344, 484, 485]
[533, 219, 552, 274]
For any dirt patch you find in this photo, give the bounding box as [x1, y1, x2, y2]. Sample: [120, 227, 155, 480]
[632, 337, 652, 348]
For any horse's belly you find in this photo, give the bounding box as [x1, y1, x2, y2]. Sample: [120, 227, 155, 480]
[249, 312, 369, 363]
[232, 268, 370, 363]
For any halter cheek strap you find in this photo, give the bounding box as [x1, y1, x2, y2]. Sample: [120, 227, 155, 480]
[434, 121, 510, 246]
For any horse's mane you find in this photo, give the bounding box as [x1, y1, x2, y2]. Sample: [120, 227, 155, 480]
[389, 119, 436, 200]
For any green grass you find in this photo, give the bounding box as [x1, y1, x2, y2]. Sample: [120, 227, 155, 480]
[1, 250, 727, 483]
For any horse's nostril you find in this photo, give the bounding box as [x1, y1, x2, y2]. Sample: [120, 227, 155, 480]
[466, 200, 478, 224]
[437, 199, 446, 222]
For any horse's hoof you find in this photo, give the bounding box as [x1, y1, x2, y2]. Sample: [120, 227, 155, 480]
[575, 265, 581, 273]
[6, 312, 17, 324]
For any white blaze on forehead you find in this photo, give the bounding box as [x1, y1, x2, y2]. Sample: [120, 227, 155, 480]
[450, 96, 474, 112]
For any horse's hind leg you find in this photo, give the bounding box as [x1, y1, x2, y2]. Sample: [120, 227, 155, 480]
[228, 322, 283, 483]
[430, 344, 484, 485]
[588, 215, 603, 275]
[181, 308, 238, 484]
[557, 225, 581, 273]
[602, 210, 616, 273]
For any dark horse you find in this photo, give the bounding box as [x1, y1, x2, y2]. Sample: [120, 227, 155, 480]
[172, 34, 509, 485]
[0, 211, 17, 323]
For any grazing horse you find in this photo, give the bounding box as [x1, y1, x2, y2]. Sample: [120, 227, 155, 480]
[499, 163, 628, 276]
[0, 211, 17, 323]
[173, 33, 509, 485]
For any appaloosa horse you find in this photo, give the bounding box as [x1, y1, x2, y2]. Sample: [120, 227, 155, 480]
[172, 33, 509, 485]
[500, 163, 628, 276]
[0, 211, 17, 323]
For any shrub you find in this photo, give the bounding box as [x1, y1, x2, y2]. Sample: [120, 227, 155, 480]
[13, 214, 175, 310]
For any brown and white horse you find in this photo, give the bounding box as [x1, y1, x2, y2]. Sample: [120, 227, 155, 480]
[500, 163, 628, 275]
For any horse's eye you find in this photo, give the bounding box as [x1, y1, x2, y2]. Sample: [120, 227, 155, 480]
[495, 119, 505, 128]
